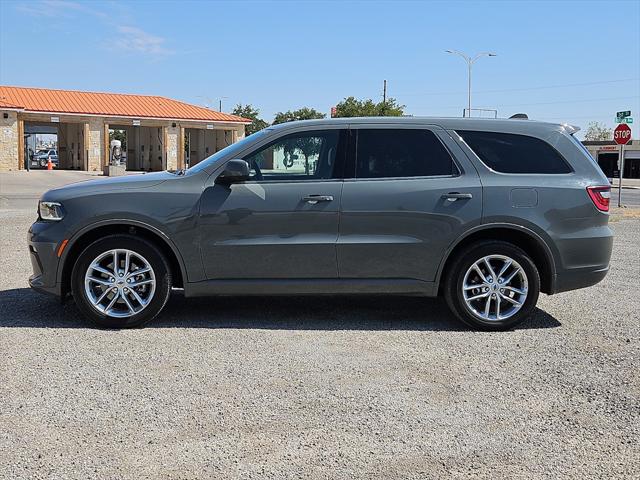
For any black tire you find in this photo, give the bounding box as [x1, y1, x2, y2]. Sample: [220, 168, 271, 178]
[71, 235, 172, 328]
[443, 240, 540, 331]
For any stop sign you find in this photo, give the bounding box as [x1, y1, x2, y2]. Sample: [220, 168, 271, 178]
[614, 123, 632, 145]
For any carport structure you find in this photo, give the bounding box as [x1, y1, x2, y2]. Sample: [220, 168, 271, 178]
[0, 86, 250, 172]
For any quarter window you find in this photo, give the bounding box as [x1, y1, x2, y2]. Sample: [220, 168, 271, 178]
[243, 130, 342, 181]
[355, 129, 457, 179]
[457, 130, 572, 174]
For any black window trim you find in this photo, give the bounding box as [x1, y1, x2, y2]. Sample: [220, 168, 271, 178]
[455, 130, 575, 176]
[347, 127, 462, 181]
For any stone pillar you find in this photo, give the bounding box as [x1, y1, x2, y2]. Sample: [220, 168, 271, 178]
[178, 126, 185, 169]
[86, 118, 104, 171]
[18, 119, 25, 170]
[0, 111, 19, 171]
[235, 124, 246, 142]
[165, 125, 179, 171]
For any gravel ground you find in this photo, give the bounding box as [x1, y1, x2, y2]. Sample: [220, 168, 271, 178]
[0, 206, 638, 479]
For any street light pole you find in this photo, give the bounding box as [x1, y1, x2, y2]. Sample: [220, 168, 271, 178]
[468, 60, 472, 118]
[445, 50, 496, 117]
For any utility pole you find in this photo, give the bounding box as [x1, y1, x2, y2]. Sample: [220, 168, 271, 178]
[218, 97, 229, 112]
[197, 95, 228, 112]
[383, 80, 387, 103]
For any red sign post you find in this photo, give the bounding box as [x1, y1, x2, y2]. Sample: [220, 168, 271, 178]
[614, 123, 632, 207]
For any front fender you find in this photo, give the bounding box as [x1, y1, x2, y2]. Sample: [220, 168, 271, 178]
[56, 217, 194, 289]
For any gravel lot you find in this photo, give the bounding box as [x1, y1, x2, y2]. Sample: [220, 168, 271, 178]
[0, 190, 639, 478]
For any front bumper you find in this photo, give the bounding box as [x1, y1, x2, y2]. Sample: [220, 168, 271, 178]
[28, 221, 64, 297]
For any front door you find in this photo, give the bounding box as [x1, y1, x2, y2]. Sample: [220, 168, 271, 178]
[198, 128, 347, 279]
[337, 126, 483, 283]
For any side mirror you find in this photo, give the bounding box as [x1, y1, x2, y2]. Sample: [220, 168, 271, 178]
[216, 159, 250, 184]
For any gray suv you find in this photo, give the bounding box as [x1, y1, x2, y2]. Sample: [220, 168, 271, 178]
[28, 118, 613, 330]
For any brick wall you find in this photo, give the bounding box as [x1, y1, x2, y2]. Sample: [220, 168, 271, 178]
[0, 111, 19, 171]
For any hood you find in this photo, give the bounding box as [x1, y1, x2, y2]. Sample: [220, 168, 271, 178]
[41, 171, 174, 202]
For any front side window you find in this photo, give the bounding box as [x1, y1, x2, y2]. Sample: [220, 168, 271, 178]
[355, 129, 457, 179]
[243, 130, 342, 181]
[186, 128, 273, 175]
[457, 130, 572, 174]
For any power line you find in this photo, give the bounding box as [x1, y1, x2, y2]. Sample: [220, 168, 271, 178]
[541, 114, 627, 120]
[396, 78, 640, 97]
[477, 95, 640, 108]
[475, 78, 639, 95]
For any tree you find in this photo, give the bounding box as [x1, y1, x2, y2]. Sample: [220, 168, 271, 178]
[272, 108, 326, 172]
[231, 104, 269, 136]
[272, 107, 326, 125]
[584, 121, 612, 141]
[334, 96, 405, 118]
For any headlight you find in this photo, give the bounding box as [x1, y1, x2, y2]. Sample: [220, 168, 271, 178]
[38, 201, 65, 221]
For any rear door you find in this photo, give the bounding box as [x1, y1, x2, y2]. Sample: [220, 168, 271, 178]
[337, 125, 482, 283]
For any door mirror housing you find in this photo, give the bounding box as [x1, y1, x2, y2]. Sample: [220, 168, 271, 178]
[216, 159, 250, 184]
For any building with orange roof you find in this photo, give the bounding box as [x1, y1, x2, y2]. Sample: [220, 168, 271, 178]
[0, 86, 250, 172]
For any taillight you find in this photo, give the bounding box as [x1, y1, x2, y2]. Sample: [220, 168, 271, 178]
[587, 186, 610, 212]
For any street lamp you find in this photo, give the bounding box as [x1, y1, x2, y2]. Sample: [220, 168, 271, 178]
[445, 50, 496, 117]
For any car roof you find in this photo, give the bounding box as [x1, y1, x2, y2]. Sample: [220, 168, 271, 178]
[266, 117, 574, 135]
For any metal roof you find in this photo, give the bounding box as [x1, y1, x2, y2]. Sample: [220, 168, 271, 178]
[0, 85, 250, 123]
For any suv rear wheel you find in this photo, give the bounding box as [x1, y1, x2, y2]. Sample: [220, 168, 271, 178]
[444, 241, 540, 331]
[71, 235, 172, 328]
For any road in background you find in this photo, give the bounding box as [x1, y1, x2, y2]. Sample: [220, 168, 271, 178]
[611, 186, 640, 207]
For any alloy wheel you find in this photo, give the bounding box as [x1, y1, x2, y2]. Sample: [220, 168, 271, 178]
[462, 254, 528, 322]
[84, 249, 156, 318]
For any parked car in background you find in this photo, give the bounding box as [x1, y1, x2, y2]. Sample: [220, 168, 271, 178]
[32, 149, 58, 168]
[28, 118, 613, 330]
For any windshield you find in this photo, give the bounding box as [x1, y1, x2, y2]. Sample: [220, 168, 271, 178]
[186, 129, 273, 174]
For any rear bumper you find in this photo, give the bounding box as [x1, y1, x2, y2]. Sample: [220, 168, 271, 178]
[552, 264, 610, 294]
[550, 224, 613, 294]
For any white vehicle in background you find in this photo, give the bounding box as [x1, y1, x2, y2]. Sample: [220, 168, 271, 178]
[32, 149, 59, 168]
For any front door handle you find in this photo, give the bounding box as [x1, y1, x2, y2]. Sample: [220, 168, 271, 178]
[442, 192, 473, 202]
[302, 195, 334, 204]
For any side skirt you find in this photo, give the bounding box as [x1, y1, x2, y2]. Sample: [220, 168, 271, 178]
[184, 278, 437, 298]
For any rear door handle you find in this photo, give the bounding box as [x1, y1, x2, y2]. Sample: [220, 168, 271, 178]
[441, 192, 473, 201]
[302, 195, 334, 204]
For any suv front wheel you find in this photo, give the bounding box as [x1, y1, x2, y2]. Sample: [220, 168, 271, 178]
[444, 241, 540, 331]
[71, 235, 172, 328]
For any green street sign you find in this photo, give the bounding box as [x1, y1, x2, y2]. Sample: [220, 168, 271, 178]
[617, 110, 631, 118]
[616, 117, 633, 124]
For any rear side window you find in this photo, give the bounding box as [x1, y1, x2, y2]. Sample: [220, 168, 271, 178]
[457, 130, 572, 174]
[356, 129, 457, 179]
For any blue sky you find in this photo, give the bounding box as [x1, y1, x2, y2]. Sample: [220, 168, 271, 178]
[1, 0, 639, 137]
